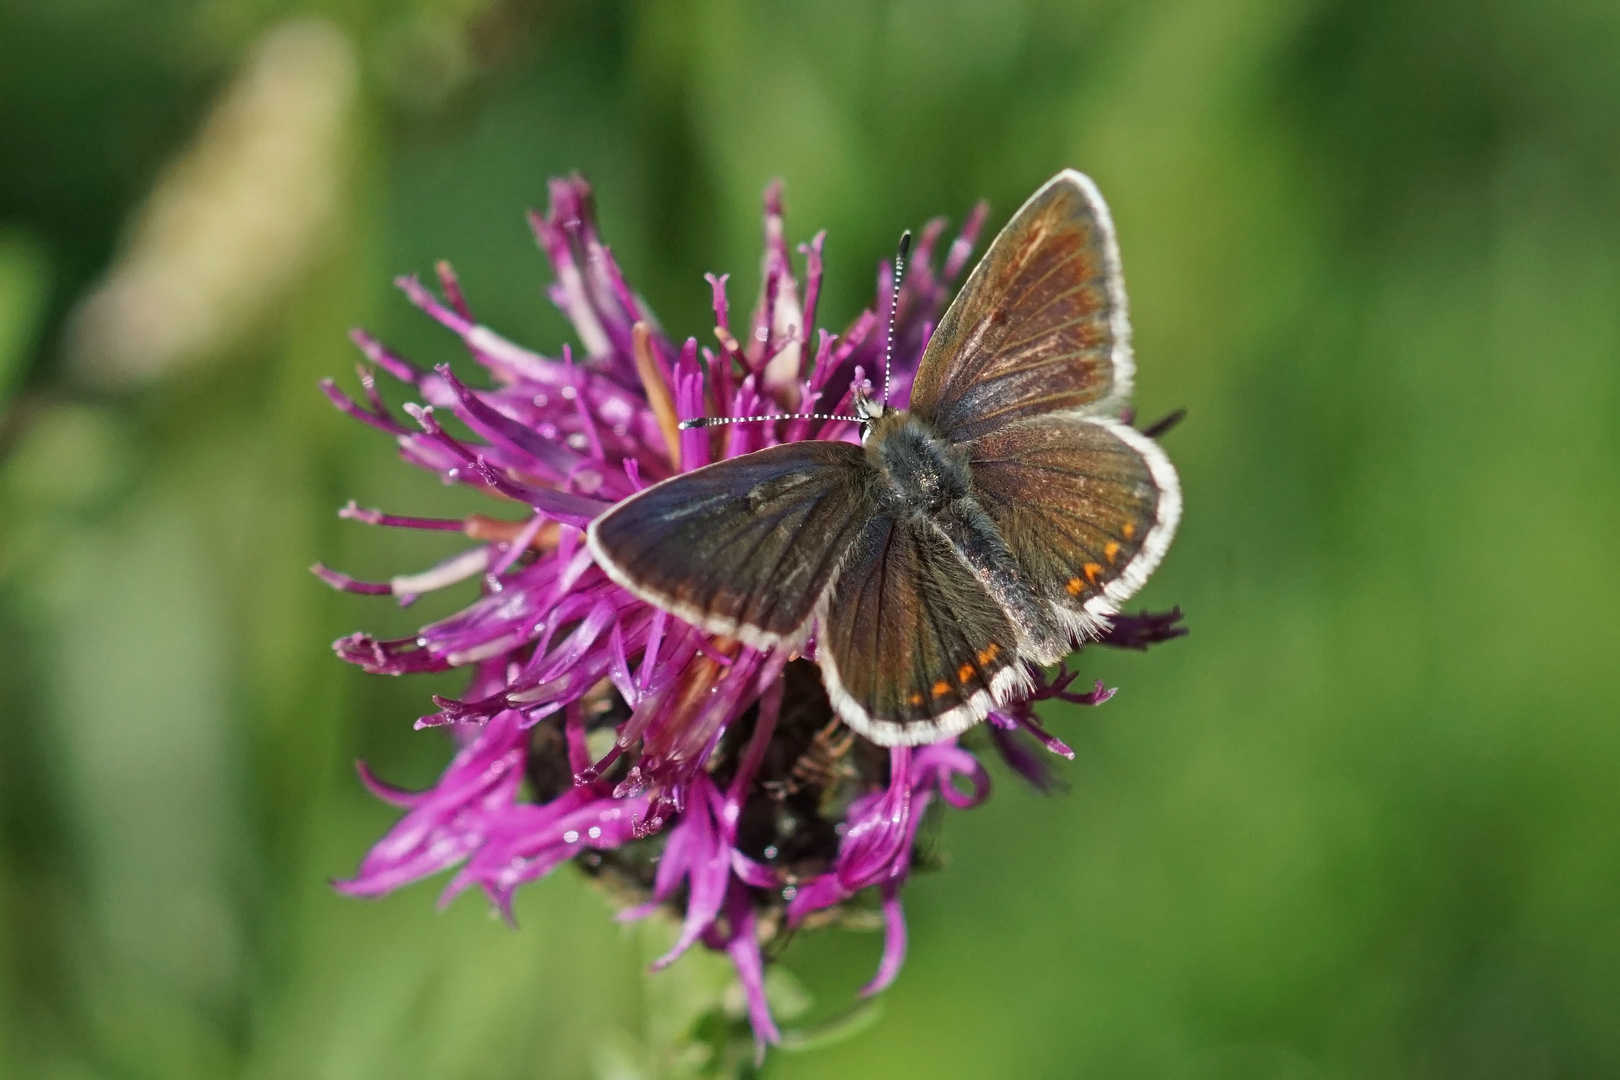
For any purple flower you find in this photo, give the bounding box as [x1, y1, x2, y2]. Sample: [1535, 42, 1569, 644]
[318, 174, 1184, 1054]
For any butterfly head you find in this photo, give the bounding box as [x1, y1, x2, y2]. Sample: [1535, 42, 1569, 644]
[853, 386, 894, 445]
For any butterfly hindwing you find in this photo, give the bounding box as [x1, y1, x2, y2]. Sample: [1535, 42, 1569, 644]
[587, 441, 875, 648]
[816, 513, 1029, 745]
[966, 413, 1181, 641]
[909, 170, 1131, 442]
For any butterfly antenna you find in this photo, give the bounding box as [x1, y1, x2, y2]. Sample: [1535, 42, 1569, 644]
[679, 411, 861, 430]
[882, 229, 912, 411]
[680, 231, 911, 432]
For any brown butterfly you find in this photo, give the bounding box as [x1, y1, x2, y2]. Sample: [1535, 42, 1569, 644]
[588, 171, 1181, 745]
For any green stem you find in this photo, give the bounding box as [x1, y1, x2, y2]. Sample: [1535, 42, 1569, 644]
[592, 918, 763, 1080]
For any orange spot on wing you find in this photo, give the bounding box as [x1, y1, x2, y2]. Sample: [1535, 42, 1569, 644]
[931, 680, 950, 698]
[1122, 522, 1136, 539]
[977, 642, 1000, 665]
[1104, 541, 1120, 562]
[958, 663, 975, 682]
[909, 692, 924, 707]
[1066, 577, 1084, 596]
[1084, 562, 1103, 583]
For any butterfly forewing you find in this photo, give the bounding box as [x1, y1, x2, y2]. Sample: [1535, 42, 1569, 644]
[816, 515, 1029, 746]
[967, 414, 1180, 639]
[587, 441, 874, 648]
[909, 170, 1131, 442]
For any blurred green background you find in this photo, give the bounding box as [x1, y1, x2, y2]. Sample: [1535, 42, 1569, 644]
[3, 0, 1619, 1076]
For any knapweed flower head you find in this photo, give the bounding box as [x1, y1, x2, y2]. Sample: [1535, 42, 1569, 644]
[317, 174, 1185, 1053]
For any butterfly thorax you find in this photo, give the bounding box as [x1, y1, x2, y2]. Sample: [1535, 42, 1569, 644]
[864, 410, 972, 517]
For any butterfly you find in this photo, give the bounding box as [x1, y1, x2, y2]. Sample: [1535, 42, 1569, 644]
[587, 170, 1181, 746]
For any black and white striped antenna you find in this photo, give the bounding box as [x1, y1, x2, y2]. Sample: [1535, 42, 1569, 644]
[678, 230, 913, 432]
[680, 410, 866, 430]
[882, 229, 911, 410]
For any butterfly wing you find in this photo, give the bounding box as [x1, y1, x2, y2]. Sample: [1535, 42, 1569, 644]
[816, 514, 1031, 746]
[909, 170, 1131, 442]
[966, 413, 1181, 643]
[587, 441, 875, 649]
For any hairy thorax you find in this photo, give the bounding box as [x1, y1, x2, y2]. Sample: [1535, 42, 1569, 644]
[865, 410, 973, 516]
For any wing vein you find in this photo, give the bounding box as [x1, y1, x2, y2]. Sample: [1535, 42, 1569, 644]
[997, 235, 1085, 316]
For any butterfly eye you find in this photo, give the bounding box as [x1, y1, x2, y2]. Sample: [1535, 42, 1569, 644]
[851, 386, 883, 446]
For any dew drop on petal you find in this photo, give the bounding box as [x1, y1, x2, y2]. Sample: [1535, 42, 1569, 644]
[563, 830, 580, 844]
